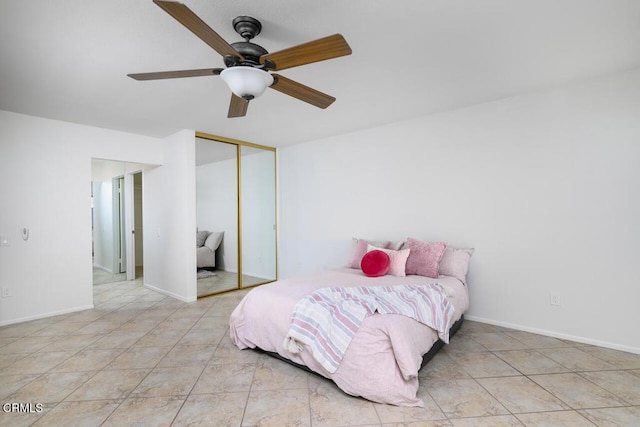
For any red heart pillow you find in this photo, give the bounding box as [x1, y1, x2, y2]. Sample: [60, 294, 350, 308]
[361, 250, 391, 277]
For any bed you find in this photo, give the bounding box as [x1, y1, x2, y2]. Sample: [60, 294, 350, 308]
[229, 264, 470, 407]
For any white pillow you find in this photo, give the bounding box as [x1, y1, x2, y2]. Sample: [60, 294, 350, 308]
[204, 231, 224, 251]
[439, 247, 474, 284]
[366, 244, 410, 277]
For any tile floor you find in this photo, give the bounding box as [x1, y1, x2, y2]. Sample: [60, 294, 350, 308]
[197, 270, 269, 298]
[1, 278, 639, 426]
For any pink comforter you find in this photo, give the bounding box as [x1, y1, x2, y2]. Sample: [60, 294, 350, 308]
[229, 268, 469, 407]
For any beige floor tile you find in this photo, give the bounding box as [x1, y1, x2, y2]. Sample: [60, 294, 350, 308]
[579, 346, 640, 369]
[211, 336, 261, 364]
[38, 334, 102, 352]
[32, 399, 120, 426]
[133, 327, 188, 347]
[130, 365, 204, 397]
[449, 415, 522, 426]
[530, 372, 627, 409]
[177, 325, 227, 346]
[538, 347, 618, 371]
[157, 344, 216, 367]
[381, 422, 451, 427]
[0, 337, 18, 347]
[173, 392, 249, 427]
[7, 371, 95, 403]
[191, 315, 228, 329]
[580, 370, 640, 404]
[242, 388, 311, 427]
[84, 330, 146, 349]
[65, 368, 150, 400]
[424, 378, 509, 418]
[0, 402, 53, 427]
[0, 373, 41, 400]
[158, 316, 200, 331]
[516, 410, 596, 426]
[477, 376, 570, 413]
[505, 331, 570, 349]
[2, 279, 640, 426]
[419, 353, 471, 380]
[442, 334, 488, 353]
[0, 336, 59, 354]
[447, 351, 520, 378]
[310, 382, 381, 426]
[51, 348, 123, 372]
[74, 320, 121, 335]
[64, 309, 109, 323]
[379, 386, 446, 424]
[28, 321, 92, 336]
[252, 354, 310, 391]
[5, 350, 77, 374]
[106, 345, 172, 369]
[580, 405, 640, 426]
[493, 349, 570, 375]
[467, 333, 528, 351]
[191, 362, 256, 394]
[102, 395, 185, 427]
[458, 320, 504, 334]
[116, 317, 166, 333]
[0, 322, 49, 339]
[0, 352, 23, 370]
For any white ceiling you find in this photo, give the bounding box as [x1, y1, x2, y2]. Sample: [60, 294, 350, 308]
[1, 0, 639, 147]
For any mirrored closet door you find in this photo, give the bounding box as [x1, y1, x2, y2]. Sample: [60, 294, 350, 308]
[195, 132, 277, 298]
[240, 145, 277, 287]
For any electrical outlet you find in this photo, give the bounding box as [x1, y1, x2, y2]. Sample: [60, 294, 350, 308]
[1, 286, 12, 298]
[550, 293, 560, 306]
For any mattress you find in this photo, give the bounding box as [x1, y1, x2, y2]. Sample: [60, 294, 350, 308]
[229, 267, 469, 406]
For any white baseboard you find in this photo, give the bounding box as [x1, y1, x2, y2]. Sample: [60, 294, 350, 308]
[92, 264, 113, 273]
[144, 282, 196, 303]
[465, 315, 640, 355]
[0, 304, 95, 327]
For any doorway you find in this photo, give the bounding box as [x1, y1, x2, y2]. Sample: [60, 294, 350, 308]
[91, 159, 145, 285]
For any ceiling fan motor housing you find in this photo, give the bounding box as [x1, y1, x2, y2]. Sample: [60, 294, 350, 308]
[224, 16, 272, 68]
[226, 41, 268, 67]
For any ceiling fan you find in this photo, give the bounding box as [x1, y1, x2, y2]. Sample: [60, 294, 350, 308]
[128, 0, 352, 118]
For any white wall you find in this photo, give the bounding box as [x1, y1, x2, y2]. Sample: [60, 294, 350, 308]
[0, 110, 196, 324]
[278, 68, 640, 353]
[143, 129, 197, 302]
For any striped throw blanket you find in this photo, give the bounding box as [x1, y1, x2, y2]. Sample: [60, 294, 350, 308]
[283, 283, 455, 373]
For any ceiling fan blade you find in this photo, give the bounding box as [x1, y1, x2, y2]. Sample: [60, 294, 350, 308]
[260, 34, 352, 71]
[127, 68, 223, 80]
[270, 74, 335, 109]
[153, 0, 243, 61]
[228, 93, 249, 118]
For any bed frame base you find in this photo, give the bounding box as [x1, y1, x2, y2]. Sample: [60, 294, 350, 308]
[255, 315, 465, 376]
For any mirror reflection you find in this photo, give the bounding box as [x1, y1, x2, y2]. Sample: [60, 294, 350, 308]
[240, 146, 277, 287]
[195, 139, 239, 297]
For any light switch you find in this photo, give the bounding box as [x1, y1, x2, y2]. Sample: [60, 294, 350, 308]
[0, 235, 8, 246]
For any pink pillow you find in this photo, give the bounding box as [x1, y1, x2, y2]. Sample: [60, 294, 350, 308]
[404, 238, 447, 278]
[361, 250, 391, 277]
[347, 238, 388, 268]
[439, 247, 474, 283]
[367, 244, 410, 277]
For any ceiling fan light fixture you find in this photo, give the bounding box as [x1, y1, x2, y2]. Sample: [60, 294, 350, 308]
[220, 67, 273, 100]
